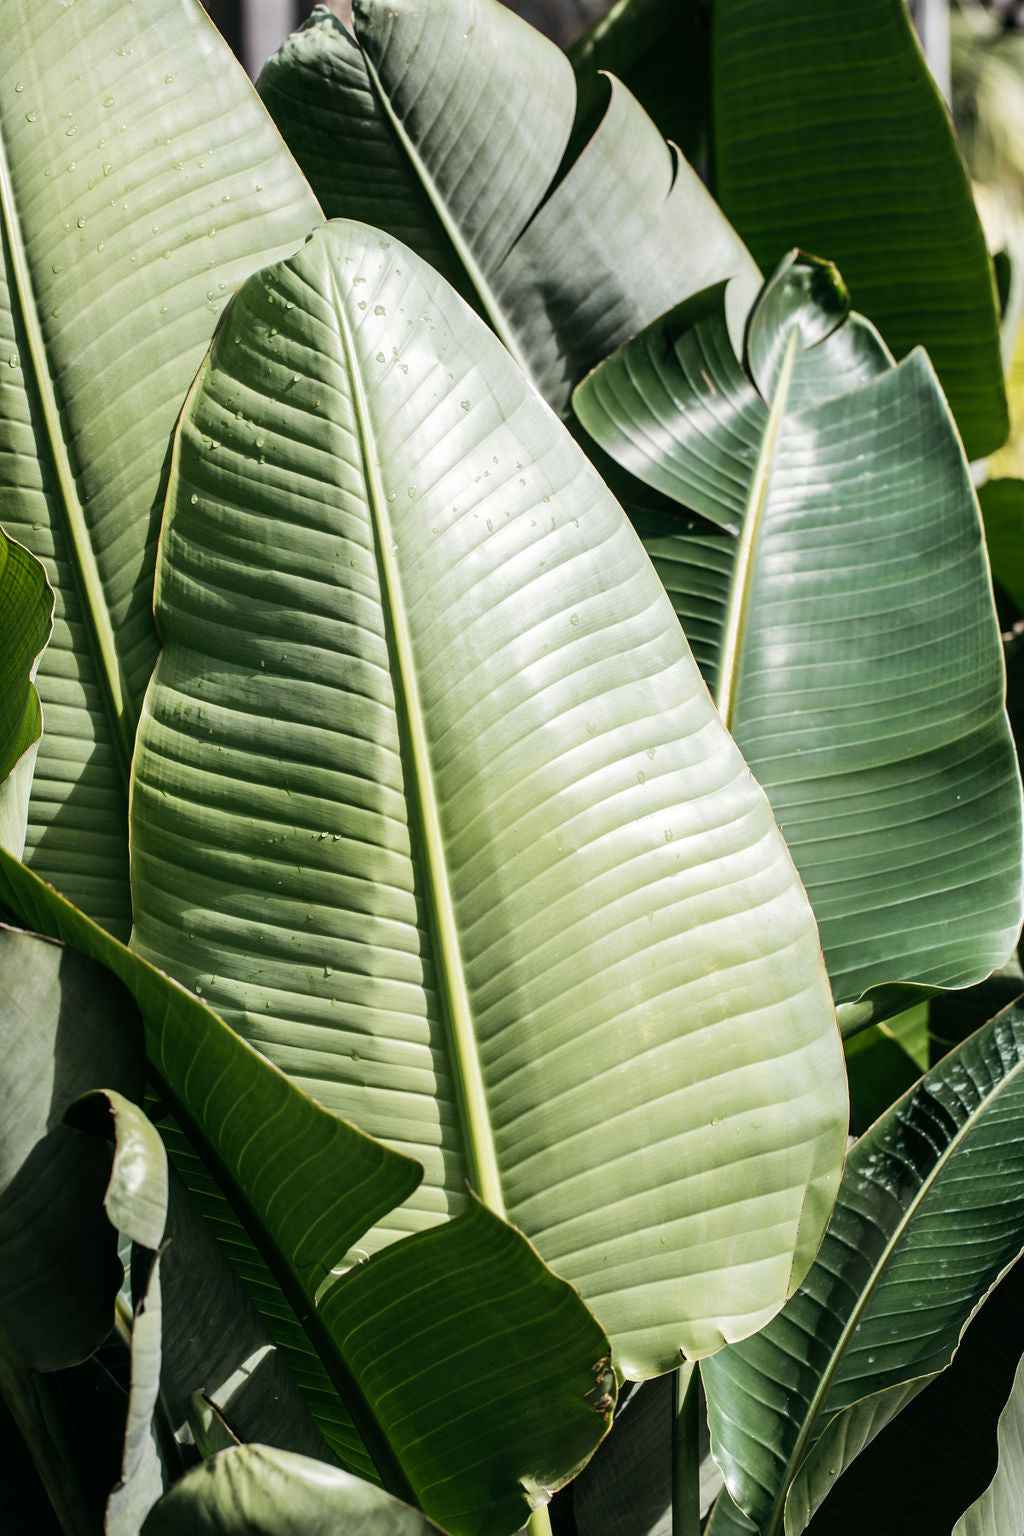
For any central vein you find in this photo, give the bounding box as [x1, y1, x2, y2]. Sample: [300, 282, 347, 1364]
[328, 262, 506, 1220]
[716, 326, 800, 730]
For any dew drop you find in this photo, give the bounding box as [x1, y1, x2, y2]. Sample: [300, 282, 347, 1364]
[637, 770, 646, 784]
[357, 300, 367, 310]
[8, 354, 19, 369]
[460, 400, 470, 411]
[255, 436, 265, 449]
[190, 493, 198, 505]
[102, 162, 112, 176]
[65, 125, 77, 137]
[103, 95, 115, 107]
[162, 249, 171, 260]
[50, 262, 62, 275]
[96, 241, 104, 253]
[374, 304, 385, 315]
[14, 82, 24, 93]
[569, 613, 580, 627]
[76, 216, 85, 228]
[25, 110, 37, 122]
[375, 351, 385, 363]
[164, 73, 174, 83]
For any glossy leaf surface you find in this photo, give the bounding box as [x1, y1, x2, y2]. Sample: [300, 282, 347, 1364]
[128, 218, 846, 1377]
[575, 253, 1023, 1003]
[0, 0, 321, 934]
[702, 1000, 1024, 1536]
[712, 0, 1007, 459]
[801, 1256, 1024, 1534]
[257, 0, 760, 417]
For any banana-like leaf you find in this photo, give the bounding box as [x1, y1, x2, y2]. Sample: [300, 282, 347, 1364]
[142, 1446, 445, 1536]
[792, 1254, 1024, 1535]
[128, 217, 847, 1378]
[711, 0, 1007, 460]
[256, 0, 760, 416]
[0, 528, 51, 857]
[701, 999, 1024, 1536]
[0, 855, 612, 1536]
[0, 0, 322, 935]
[574, 251, 1024, 1004]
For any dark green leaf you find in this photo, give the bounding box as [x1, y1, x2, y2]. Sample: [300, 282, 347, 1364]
[702, 1000, 1024, 1536]
[712, 0, 1007, 459]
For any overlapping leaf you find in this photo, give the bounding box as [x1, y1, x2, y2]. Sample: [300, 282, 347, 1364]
[701, 1000, 1024, 1536]
[257, 0, 760, 417]
[575, 252, 1024, 1003]
[0, 853, 611, 1536]
[712, 0, 1007, 459]
[0, 0, 321, 934]
[142, 1446, 445, 1536]
[127, 218, 847, 1381]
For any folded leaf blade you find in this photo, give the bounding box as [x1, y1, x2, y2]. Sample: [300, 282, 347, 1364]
[575, 255, 1024, 1002]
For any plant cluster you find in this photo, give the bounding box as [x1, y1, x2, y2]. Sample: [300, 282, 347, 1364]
[3, 1, 1024, 1533]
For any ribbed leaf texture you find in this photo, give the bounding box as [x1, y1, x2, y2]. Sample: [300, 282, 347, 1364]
[574, 252, 1024, 1003]
[128, 219, 848, 1378]
[0, 0, 321, 933]
[257, 0, 760, 416]
[702, 999, 1024, 1536]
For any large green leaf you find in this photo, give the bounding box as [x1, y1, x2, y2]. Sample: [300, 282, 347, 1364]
[0, 0, 321, 935]
[574, 252, 1024, 1004]
[701, 999, 1024, 1536]
[797, 1255, 1024, 1534]
[256, 0, 760, 418]
[142, 1446, 445, 1536]
[711, 0, 1007, 460]
[0, 856, 613, 1536]
[127, 217, 847, 1379]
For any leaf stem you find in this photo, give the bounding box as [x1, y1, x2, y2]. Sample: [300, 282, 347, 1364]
[672, 1361, 702, 1536]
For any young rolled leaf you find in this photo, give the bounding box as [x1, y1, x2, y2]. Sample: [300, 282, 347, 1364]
[712, 0, 1007, 459]
[142, 1446, 445, 1536]
[257, 0, 760, 416]
[701, 999, 1024, 1536]
[128, 217, 847, 1378]
[0, 529, 51, 858]
[0, 0, 321, 935]
[574, 252, 1024, 1004]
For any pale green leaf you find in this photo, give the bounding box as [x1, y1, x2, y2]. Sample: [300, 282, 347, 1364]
[128, 218, 847, 1378]
[0, 0, 321, 934]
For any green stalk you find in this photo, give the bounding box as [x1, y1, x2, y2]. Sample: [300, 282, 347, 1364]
[672, 1362, 702, 1536]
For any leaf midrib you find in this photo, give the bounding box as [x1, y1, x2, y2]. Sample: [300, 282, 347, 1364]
[327, 261, 506, 1221]
[766, 1039, 1024, 1536]
[715, 326, 799, 731]
[356, 41, 534, 386]
[0, 122, 132, 784]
